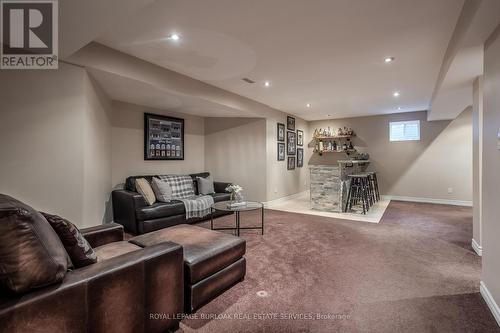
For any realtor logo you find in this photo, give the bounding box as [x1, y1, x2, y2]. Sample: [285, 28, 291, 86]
[1, 0, 58, 69]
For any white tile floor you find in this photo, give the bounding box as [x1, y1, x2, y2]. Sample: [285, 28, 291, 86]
[265, 191, 391, 223]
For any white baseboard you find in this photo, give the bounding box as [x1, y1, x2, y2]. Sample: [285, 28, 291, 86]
[472, 239, 483, 256]
[381, 195, 472, 207]
[264, 190, 308, 208]
[480, 281, 500, 327]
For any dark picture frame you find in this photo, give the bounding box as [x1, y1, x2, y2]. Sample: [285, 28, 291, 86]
[297, 129, 304, 146]
[288, 156, 296, 170]
[144, 113, 185, 160]
[277, 142, 285, 161]
[287, 131, 296, 155]
[297, 148, 304, 167]
[287, 116, 295, 131]
[277, 122, 285, 141]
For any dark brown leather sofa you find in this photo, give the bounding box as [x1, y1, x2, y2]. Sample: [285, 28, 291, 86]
[0, 220, 184, 333]
[112, 172, 233, 234]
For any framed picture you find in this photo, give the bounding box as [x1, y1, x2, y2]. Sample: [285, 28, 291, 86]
[287, 131, 296, 155]
[288, 156, 296, 170]
[144, 113, 185, 160]
[287, 116, 295, 131]
[297, 148, 304, 167]
[277, 142, 285, 161]
[277, 123, 285, 141]
[297, 129, 304, 146]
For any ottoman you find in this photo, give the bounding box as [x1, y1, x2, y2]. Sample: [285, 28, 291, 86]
[130, 224, 246, 312]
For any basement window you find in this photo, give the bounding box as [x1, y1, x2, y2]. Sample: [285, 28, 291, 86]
[389, 120, 420, 141]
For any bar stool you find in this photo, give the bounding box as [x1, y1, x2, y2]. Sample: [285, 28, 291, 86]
[345, 174, 371, 214]
[366, 171, 380, 202]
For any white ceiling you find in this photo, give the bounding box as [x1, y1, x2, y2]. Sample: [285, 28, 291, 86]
[88, 68, 246, 117]
[96, 0, 464, 121]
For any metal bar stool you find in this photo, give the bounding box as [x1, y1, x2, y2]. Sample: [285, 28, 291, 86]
[346, 174, 371, 214]
[366, 171, 380, 202]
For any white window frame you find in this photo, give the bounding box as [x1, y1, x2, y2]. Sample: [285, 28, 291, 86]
[389, 120, 421, 142]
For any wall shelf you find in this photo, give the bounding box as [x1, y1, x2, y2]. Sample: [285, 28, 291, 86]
[314, 135, 355, 140]
[314, 149, 356, 155]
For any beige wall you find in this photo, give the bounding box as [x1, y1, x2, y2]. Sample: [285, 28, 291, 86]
[110, 101, 205, 188]
[482, 25, 500, 316]
[266, 116, 310, 201]
[205, 118, 267, 201]
[309, 110, 473, 203]
[472, 76, 484, 248]
[0, 63, 112, 227]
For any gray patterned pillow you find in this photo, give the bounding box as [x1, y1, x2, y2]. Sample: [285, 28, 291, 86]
[41, 212, 97, 268]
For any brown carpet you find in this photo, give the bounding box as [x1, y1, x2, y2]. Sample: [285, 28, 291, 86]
[177, 201, 500, 333]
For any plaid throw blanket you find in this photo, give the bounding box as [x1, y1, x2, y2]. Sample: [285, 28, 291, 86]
[179, 195, 214, 219]
[157, 175, 214, 219]
[157, 175, 195, 199]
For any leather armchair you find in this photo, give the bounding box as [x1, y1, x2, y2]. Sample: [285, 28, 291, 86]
[0, 223, 184, 333]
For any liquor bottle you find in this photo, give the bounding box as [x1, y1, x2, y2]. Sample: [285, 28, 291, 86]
[333, 141, 337, 151]
[342, 142, 348, 150]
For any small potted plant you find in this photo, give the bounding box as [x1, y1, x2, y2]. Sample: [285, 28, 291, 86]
[225, 184, 244, 206]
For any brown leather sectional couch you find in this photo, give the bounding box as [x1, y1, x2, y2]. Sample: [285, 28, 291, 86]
[0, 194, 246, 332]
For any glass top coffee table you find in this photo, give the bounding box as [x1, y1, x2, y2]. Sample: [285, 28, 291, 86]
[211, 201, 264, 236]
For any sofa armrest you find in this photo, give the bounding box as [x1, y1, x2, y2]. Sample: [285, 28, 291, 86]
[80, 223, 124, 248]
[0, 242, 184, 333]
[214, 181, 232, 193]
[112, 189, 147, 234]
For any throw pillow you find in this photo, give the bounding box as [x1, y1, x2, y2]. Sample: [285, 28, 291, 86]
[41, 212, 97, 268]
[0, 194, 68, 294]
[157, 175, 195, 199]
[197, 176, 215, 195]
[136, 178, 156, 205]
[151, 177, 173, 202]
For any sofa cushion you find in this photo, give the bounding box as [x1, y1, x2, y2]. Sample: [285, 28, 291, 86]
[197, 176, 215, 195]
[125, 175, 154, 192]
[151, 177, 172, 202]
[136, 178, 156, 205]
[190, 172, 210, 194]
[0, 194, 68, 294]
[41, 212, 97, 268]
[130, 224, 246, 284]
[136, 200, 185, 221]
[157, 175, 195, 199]
[93, 241, 142, 261]
[211, 192, 231, 203]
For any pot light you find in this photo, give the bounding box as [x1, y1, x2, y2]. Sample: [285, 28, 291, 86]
[384, 57, 395, 63]
[168, 33, 180, 41]
[264, 81, 271, 87]
[393, 91, 400, 97]
[306, 103, 311, 108]
[397, 107, 402, 110]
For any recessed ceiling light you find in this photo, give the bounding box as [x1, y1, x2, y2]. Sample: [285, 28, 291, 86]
[397, 107, 402, 110]
[264, 81, 271, 87]
[393, 91, 400, 97]
[168, 33, 180, 41]
[306, 103, 311, 108]
[384, 57, 395, 63]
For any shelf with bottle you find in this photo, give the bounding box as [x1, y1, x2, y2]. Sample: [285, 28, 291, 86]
[314, 138, 356, 156]
[314, 135, 355, 140]
[313, 126, 355, 140]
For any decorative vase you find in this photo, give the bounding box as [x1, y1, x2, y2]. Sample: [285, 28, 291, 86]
[230, 191, 243, 203]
